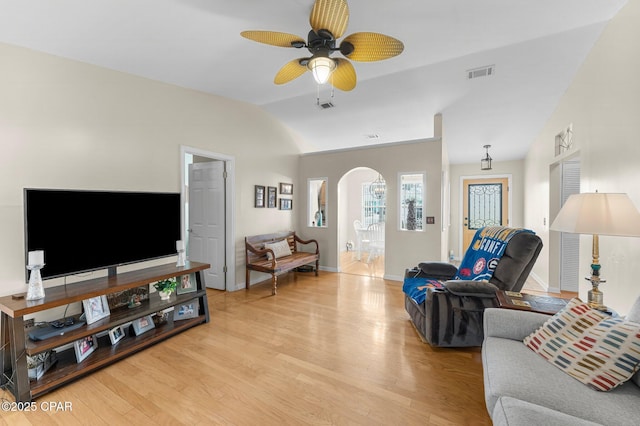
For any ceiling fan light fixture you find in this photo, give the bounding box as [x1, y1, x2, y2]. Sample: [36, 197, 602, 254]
[242, 0, 403, 91]
[308, 56, 336, 84]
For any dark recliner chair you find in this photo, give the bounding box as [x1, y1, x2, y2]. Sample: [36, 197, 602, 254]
[404, 228, 543, 347]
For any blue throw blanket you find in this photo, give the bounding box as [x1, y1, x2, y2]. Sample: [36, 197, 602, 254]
[403, 226, 534, 304]
[402, 277, 444, 305]
[454, 227, 533, 281]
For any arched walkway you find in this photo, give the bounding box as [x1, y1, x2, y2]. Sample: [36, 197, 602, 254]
[337, 167, 386, 278]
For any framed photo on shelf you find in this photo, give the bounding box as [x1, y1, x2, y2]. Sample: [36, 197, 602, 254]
[279, 182, 293, 195]
[279, 198, 292, 210]
[176, 273, 197, 295]
[108, 325, 125, 345]
[267, 186, 277, 208]
[173, 299, 199, 321]
[255, 185, 265, 208]
[132, 315, 156, 336]
[82, 295, 110, 325]
[74, 335, 97, 363]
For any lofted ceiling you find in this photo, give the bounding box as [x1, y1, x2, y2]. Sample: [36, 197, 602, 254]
[0, 0, 627, 163]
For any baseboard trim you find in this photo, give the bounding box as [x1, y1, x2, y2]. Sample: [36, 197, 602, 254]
[383, 274, 403, 282]
[241, 268, 399, 289]
[529, 271, 549, 291]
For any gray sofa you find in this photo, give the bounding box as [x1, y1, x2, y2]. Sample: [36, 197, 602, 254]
[482, 308, 640, 425]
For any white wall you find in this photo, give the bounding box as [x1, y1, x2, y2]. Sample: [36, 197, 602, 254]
[524, 0, 640, 314]
[0, 42, 303, 296]
[299, 137, 445, 281]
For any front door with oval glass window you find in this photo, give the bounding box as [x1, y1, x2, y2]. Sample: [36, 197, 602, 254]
[462, 177, 509, 253]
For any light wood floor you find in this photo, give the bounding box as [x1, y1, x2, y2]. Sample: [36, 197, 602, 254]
[337, 251, 556, 296]
[340, 250, 385, 278]
[1, 271, 493, 425]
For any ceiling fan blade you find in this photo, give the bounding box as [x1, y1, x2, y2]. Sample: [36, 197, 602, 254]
[330, 58, 356, 91]
[310, 0, 349, 39]
[241, 31, 306, 48]
[274, 59, 309, 85]
[341, 32, 404, 62]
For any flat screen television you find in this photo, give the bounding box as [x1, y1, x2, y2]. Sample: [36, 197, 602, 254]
[24, 188, 181, 280]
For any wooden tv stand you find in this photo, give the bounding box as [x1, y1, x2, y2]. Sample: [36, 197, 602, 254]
[0, 261, 210, 402]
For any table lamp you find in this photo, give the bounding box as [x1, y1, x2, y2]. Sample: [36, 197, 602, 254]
[550, 192, 640, 310]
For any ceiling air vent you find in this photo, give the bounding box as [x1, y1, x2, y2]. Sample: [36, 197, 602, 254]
[318, 101, 334, 110]
[467, 65, 495, 80]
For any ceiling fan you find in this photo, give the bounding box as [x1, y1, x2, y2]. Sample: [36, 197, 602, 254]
[241, 0, 404, 91]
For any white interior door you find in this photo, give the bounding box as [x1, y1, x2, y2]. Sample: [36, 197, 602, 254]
[188, 161, 225, 289]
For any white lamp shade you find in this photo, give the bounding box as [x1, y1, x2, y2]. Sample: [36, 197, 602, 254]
[550, 192, 640, 237]
[308, 56, 336, 84]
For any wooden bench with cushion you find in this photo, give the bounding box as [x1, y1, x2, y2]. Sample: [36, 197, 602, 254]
[245, 231, 319, 295]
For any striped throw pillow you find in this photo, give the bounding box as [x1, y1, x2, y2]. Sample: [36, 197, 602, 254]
[524, 298, 640, 391]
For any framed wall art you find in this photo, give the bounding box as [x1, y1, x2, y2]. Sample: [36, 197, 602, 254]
[267, 186, 277, 208]
[255, 185, 265, 208]
[279, 182, 293, 195]
[279, 198, 292, 210]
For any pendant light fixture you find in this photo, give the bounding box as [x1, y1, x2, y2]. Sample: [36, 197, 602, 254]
[369, 173, 386, 199]
[481, 145, 493, 170]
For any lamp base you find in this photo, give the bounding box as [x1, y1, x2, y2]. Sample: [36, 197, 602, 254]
[26, 265, 45, 301]
[176, 250, 186, 268]
[586, 276, 607, 311]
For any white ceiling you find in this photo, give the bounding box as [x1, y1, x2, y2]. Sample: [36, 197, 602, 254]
[0, 0, 627, 163]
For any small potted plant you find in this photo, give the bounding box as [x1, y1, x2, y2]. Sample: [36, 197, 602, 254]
[27, 351, 56, 380]
[154, 278, 177, 300]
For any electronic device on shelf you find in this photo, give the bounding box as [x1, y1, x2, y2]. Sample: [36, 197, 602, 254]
[28, 320, 86, 341]
[49, 317, 75, 328]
